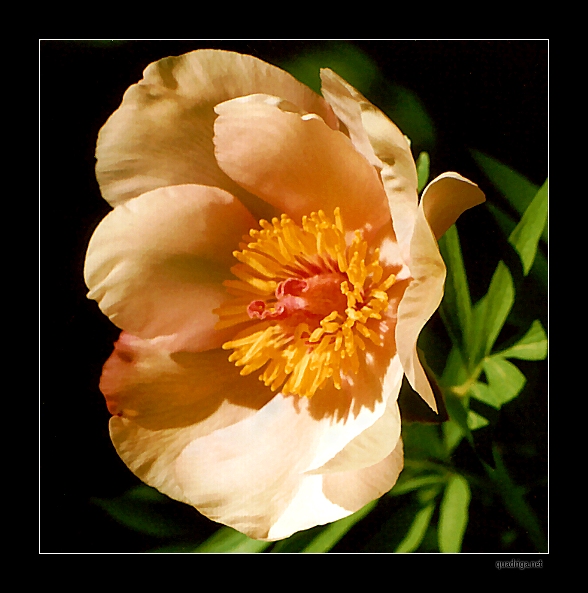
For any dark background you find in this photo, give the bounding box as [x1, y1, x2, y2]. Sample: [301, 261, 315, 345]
[40, 40, 547, 553]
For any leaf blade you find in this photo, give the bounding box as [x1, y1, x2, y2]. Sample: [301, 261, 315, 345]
[395, 502, 436, 553]
[193, 527, 271, 553]
[498, 319, 547, 361]
[438, 474, 471, 553]
[438, 225, 473, 354]
[301, 501, 377, 553]
[508, 179, 548, 274]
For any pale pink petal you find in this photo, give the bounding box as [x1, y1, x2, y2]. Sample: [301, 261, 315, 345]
[213, 96, 389, 232]
[395, 203, 446, 412]
[96, 49, 337, 221]
[421, 172, 486, 239]
[84, 184, 257, 351]
[322, 437, 404, 512]
[320, 69, 419, 257]
[105, 336, 274, 505]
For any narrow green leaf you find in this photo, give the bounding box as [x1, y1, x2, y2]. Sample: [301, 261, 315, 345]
[486, 202, 548, 290]
[91, 486, 190, 538]
[194, 527, 271, 553]
[391, 474, 447, 496]
[438, 474, 471, 553]
[395, 502, 436, 553]
[440, 345, 469, 388]
[443, 419, 465, 453]
[470, 149, 545, 240]
[471, 261, 515, 362]
[438, 225, 473, 353]
[402, 422, 447, 461]
[301, 501, 377, 553]
[416, 151, 430, 193]
[467, 409, 490, 430]
[444, 390, 474, 445]
[481, 356, 526, 406]
[508, 179, 548, 274]
[498, 319, 547, 361]
[279, 42, 379, 94]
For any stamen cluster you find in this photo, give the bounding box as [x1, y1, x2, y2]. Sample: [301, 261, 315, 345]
[215, 208, 396, 397]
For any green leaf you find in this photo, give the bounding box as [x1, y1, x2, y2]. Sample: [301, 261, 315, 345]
[486, 202, 548, 290]
[91, 485, 191, 538]
[508, 179, 548, 274]
[395, 501, 437, 553]
[481, 356, 526, 406]
[278, 42, 379, 95]
[438, 474, 471, 553]
[498, 319, 547, 361]
[416, 151, 430, 193]
[440, 345, 469, 388]
[391, 474, 448, 497]
[469, 381, 503, 410]
[470, 149, 545, 241]
[193, 527, 271, 553]
[381, 82, 437, 149]
[438, 225, 473, 354]
[443, 419, 466, 453]
[443, 390, 474, 445]
[467, 409, 490, 430]
[300, 501, 377, 553]
[402, 422, 447, 461]
[471, 261, 515, 362]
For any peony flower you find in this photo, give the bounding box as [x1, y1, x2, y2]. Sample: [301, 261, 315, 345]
[84, 49, 485, 541]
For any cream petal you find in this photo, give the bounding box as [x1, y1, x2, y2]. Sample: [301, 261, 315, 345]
[174, 389, 396, 540]
[84, 184, 256, 351]
[421, 172, 486, 240]
[395, 172, 485, 409]
[320, 69, 419, 258]
[266, 436, 404, 540]
[106, 336, 274, 505]
[395, 202, 447, 412]
[171, 309, 402, 538]
[213, 96, 390, 232]
[96, 49, 338, 220]
[308, 358, 403, 474]
[322, 437, 404, 512]
[174, 394, 328, 539]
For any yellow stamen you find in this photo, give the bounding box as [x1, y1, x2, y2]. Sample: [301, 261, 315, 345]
[215, 209, 398, 398]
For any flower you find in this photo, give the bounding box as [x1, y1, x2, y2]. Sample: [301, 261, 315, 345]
[84, 49, 485, 541]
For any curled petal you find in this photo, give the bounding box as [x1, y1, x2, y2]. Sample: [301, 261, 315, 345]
[396, 174, 484, 411]
[395, 205, 446, 412]
[320, 69, 419, 257]
[322, 437, 403, 512]
[96, 49, 338, 219]
[213, 95, 389, 233]
[421, 172, 486, 239]
[267, 438, 404, 540]
[85, 184, 257, 351]
[307, 355, 403, 474]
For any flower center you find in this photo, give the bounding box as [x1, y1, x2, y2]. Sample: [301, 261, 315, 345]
[214, 208, 396, 398]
